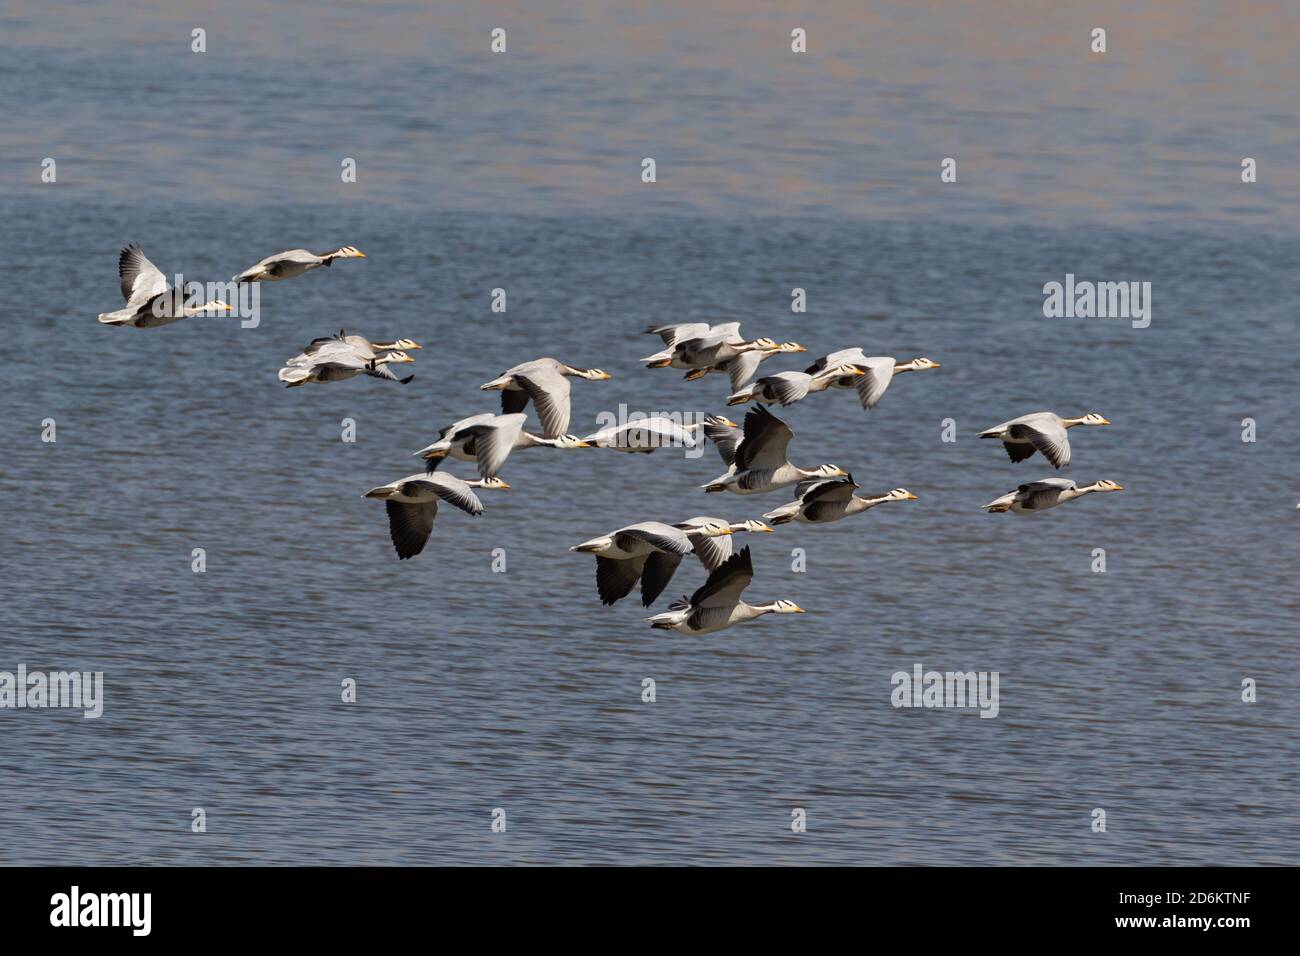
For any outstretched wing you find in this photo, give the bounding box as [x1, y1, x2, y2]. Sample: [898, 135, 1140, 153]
[613, 522, 695, 556]
[514, 368, 571, 438]
[385, 500, 436, 559]
[688, 545, 754, 609]
[735, 406, 794, 472]
[725, 352, 765, 392]
[640, 551, 684, 606]
[400, 474, 485, 516]
[853, 357, 896, 409]
[596, 555, 646, 605]
[760, 372, 813, 407]
[118, 243, 168, 305]
[704, 415, 742, 466]
[1008, 420, 1071, 469]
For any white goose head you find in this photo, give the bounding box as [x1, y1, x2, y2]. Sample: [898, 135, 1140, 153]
[739, 519, 775, 533]
[887, 487, 919, 501]
[377, 350, 416, 365]
[767, 599, 805, 614]
[811, 464, 849, 479]
[1090, 479, 1123, 492]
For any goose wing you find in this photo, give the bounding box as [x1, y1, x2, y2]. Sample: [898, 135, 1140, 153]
[646, 322, 710, 347]
[688, 545, 753, 608]
[805, 347, 867, 375]
[399, 473, 485, 515]
[709, 321, 743, 342]
[675, 518, 734, 571]
[759, 371, 813, 407]
[703, 415, 742, 466]
[441, 413, 497, 441]
[596, 555, 647, 605]
[513, 366, 571, 438]
[385, 501, 437, 559]
[798, 476, 856, 506]
[613, 522, 694, 555]
[363, 361, 414, 384]
[118, 244, 168, 305]
[641, 551, 685, 606]
[459, 413, 525, 479]
[734, 406, 794, 472]
[1017, 477, 1077, 509]
[725, 352, 765, 391]
[1008, 416, 1071, 468]
[853, 356, 896, 409]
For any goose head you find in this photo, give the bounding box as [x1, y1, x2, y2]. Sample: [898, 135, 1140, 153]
[767, 599, 805, 614]
[377, 350, 416, 365]
[1078, 412, 1111, 426]
[739, 519, 775, 533]
[469, 477, 511, 490]
[551, 434, 592, 449]
[811, 464, 849, 479]
[887, 487, 920, 501]
[337, 246, 366, 259]
[391, 338, 421, 350]
[904, 357, 940, 371]
[1090, 479, 1123, 492]
[777, 342, 807, 353]
[695, 520, 734, 538]
[567, 366, 613, 381]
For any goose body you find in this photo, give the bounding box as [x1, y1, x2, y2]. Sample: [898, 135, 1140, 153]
[642, 322, 780, 370]
[570, 520, 731, 607]
[232, 246, 365, 282]
[278, 338, 415, 386]
[982, 477, 1123, 514]
[764, 479, 918, 525]
[363, 472, 508, 559]
[726, 363, 865, 407]
[97, 244, 233, 327]
[582, 417, 705, 453]
[978, 412, 1110, 469]
[702, 406, 846, 495]
[689, 343, 808, 390]
[803, 351, 939, 409]
[647, 546, 805, 635]
[415, 413, 589, 480]
[480, 357, 612, 439]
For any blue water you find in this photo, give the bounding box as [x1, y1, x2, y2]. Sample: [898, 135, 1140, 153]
[1, 1, 1297, 865]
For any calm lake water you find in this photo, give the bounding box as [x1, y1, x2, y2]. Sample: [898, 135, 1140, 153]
[1, 1, 1297, 865]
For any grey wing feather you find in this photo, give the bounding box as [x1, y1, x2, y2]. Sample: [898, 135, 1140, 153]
[735, 406, 793, 472]
[514, 368, 571, 438]
[385, 500, 436, 559]
[703, 416, 742, 466]
[596, 555, 646, 605]
[725, 352, 764, 391]
[691, 532, 733, 571]
[640, 551, 684, 606]
[1009, 420, 1071, 468]
[614, 522, 694, 555]
[118, 244, 168, 304]
[688, 545, 753, 608]
[402, 474, 485, 515]
[854, 357, 896, 409]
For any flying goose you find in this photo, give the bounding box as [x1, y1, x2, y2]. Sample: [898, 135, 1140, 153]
[416, 412, 589, 479]
[673, 516, 774, 570]
[647, 546, 805, 635]
[97, 244, 233, 327]
[232, 246, 366, 282]
[804, 350, 940, 409]
[764, 478, 917, 525]
[278, 341, 415, 386]
[643, 322, 779, 370]
[978, 412, 1111, 469]
[364, 472, 509, 559]
[480, 358, 612, 439]
[686, 343, 809, 390]
[983, 477, 1123, 514]
[581, 416, 708, 453]
[702, 405, 847, 495]
[318, 329, 422, 356]
[570, 520, 732, 607]
[726, 363, 866, 407]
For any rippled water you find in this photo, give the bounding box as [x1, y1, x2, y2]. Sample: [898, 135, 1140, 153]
[1, 1, 1297, 864]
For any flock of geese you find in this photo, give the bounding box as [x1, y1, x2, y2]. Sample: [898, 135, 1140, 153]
[97, 244, 1125, 636]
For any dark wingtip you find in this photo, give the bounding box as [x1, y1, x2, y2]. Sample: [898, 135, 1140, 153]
[400, 374, 414, 384]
